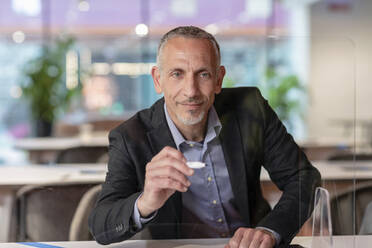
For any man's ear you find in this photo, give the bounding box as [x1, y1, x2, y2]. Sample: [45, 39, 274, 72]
[152, 66, 163, 94]
[215, 65, 226, 94]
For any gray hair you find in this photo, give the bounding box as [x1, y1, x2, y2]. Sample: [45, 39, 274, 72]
[156, 26, 221, 70]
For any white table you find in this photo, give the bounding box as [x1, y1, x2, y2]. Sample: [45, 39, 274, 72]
[0, 236, 370, 248]
[14, 136, 109, 151]
[14, 135, 109, 163]
[261, 160, 372, 181]
[0, 164, 106, 242]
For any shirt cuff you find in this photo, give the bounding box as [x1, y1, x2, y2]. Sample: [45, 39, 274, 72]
[255, 226, 281, 246]
[132, 193, 157, 230]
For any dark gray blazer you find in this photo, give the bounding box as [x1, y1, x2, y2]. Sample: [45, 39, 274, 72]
[88, 87, 321, 246]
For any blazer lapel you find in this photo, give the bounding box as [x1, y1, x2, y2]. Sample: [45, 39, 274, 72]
[218, 111, 251, 226]
[146, 100, 183, 228]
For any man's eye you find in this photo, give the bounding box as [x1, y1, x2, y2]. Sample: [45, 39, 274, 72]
[171, 71, 181, 78]
[200, 72, 210, 78]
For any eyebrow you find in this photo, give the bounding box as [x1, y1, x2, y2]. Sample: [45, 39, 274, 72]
[168, 67, 183, 72]
[167, 67, 210, 73]
[194, 68, 210, 74]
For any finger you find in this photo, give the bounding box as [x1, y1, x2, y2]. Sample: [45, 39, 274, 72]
[151, 177, 188, 192]
[228, 228, 244, 248]
[148, 166, 191, 187]
[148, 156, 194, 176]
[240, 229, 255, 248]
[248, 233, 262, 248]
[258, 237, 273, 248]
[256, 229, 275, 248]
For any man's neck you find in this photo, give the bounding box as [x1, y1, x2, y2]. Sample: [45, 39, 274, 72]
[174, 118, 207, 142]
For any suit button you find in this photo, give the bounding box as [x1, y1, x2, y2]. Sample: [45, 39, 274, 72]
[116, 224, 123, 232]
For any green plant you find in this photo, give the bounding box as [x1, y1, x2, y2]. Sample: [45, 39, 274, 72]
[222, 77, 237, 88]
[258, 67, 305, 130]
[21, 36, 80, 131]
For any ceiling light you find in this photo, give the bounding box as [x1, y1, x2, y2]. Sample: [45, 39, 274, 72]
[135, 24, 149, 37]
[78, 0, 90, 12]
[12, 31, 25, 43]
[205, 24, 219, 35]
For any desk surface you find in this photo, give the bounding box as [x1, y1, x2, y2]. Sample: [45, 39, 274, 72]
[14, 135, 360, 151]
[1, 160, 372, 187]
[260, 160, 372, 181]
[0, 236, 370, 248]
[0, 164, 107, 187]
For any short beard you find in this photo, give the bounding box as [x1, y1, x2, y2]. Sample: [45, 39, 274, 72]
[176, 110, 205, 126]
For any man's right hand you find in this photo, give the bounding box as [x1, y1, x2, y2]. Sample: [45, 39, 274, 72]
[137, 146, 194, 217]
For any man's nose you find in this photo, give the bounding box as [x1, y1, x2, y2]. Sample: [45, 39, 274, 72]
[183, 75, 199, 97]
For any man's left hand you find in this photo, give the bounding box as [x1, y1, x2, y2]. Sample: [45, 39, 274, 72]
[225, 227, 276, 248]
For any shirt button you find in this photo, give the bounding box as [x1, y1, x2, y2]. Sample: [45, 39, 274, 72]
[189, 143, 194, 147]
[207, 177, 212, 182]
[217, 218, 223, 223]
[221, 233, 228, 238]
[212, 200, 217, 204]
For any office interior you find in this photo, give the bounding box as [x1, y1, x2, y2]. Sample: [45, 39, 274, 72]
[0, 0, 372, 246]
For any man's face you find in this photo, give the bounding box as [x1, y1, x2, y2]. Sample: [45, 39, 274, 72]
[152, 37, 225, 128]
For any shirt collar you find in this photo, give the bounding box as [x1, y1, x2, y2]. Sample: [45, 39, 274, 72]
[164, 103, 222, 149]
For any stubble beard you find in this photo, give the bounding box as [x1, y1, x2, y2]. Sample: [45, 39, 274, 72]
[176, 110, 205, 126]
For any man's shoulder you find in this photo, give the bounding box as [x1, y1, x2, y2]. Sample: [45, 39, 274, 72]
[216, 86, 265, 111]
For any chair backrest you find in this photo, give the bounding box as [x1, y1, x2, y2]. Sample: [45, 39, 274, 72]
[16, 183, 96, 242]
[328, 153, 372, 161]
[359, 201, 372, 235]
[330, 182, 372, 235]
[55, 147, 107, 164]
[69, 184, 102, 241]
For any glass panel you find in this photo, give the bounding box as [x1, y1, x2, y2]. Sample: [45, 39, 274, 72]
[261, 33, 357, 248]
[1, 0, 371, 247]
[311, 187, 333, 248]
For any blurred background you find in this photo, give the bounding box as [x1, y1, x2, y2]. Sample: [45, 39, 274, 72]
[1, 0, 372, 243]
[1, 0, 371, 165]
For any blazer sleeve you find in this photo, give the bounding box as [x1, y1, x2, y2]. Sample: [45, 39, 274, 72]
[88, 129, 142, 245]
[254, 89, 321, 246]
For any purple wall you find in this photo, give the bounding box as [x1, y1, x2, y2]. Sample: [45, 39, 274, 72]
[0, 0, 289, 31]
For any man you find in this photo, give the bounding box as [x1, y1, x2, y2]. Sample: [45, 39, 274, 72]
[89, 26, 320, 248]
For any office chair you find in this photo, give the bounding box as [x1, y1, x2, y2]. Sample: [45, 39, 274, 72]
[69, 184, 101, 241]
[55, 146, 108, 164]
[330, 181, 372, 235]
[16, 183, 96, 241]
[328, 153, 372, 161]
[359, 201, 372, 234]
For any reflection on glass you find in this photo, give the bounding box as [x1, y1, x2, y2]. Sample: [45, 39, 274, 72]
[312, 187, 333, 248]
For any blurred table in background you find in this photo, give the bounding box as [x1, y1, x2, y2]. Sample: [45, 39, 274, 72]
[0, 164, 106, 242]
[299, 135, 372, 161]
[299, 138, 353, 161]
[15, 135, 358, 164]
[14, 134, 109, 164]
[261, 160, 372, 206]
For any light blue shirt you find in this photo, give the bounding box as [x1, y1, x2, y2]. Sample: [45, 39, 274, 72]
[164, 104, 246, 238]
